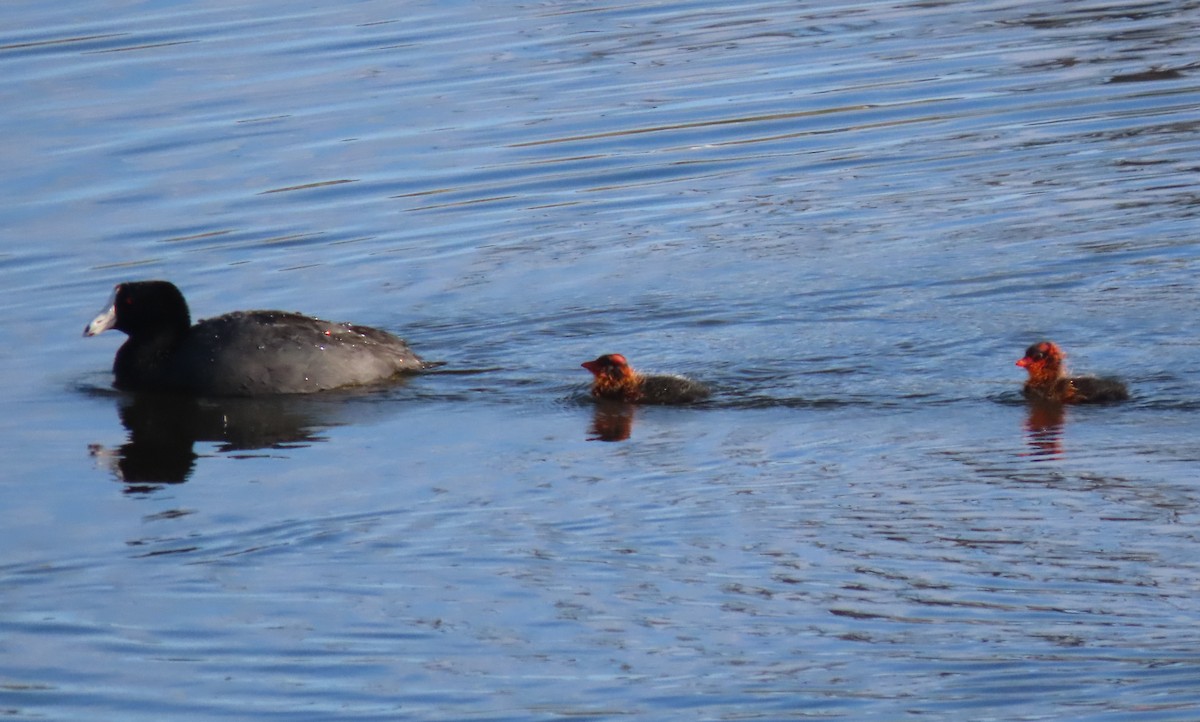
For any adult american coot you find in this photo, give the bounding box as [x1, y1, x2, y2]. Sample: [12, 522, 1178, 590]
[1015, 341, 1129, 404]
[580, 353, 710, 404]
[85, 280, 427, 396]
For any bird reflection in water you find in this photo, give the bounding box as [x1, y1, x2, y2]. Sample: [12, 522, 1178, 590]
[1022, 401, 1066, 458]
[587, 400, 637, 442]
[89, 392, 342, 488]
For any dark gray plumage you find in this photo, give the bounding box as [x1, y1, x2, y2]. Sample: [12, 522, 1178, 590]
[85, 280, 426, 396]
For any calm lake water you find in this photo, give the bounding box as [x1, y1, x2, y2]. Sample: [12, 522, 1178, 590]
[2, 0, 1199, 719]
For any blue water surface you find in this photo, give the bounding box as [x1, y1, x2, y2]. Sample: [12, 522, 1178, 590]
[1, 0, 1198, 719]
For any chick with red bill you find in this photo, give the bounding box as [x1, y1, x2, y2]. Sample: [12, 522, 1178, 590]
[581, 353, 710, 404]
[1016, 341, 1128, 404]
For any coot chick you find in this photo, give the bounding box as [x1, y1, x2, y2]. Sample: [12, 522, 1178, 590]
[85, 280, 426, 396]
[581, 353, 710, 404]
[1015, 341, 1128, 404]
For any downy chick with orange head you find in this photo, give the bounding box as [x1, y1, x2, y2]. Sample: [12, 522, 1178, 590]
[581, 353, 710, 404]
[1015, 341, 1128, 404]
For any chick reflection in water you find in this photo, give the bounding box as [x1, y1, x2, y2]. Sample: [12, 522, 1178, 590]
[90, 393, 353, 486]
[588, 400, 637, 442]
[1022, 402, 1066, 458]
[580, 354, 710, 441]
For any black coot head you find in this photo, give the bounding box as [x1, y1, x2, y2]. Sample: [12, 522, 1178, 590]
[84, 281, 191, 338]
